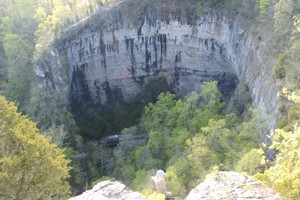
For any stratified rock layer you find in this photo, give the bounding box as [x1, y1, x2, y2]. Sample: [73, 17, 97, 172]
[37, 0, 280, 136]
[186, 171, 283, 200]
[69, 181, 146, 200]
[56, 0, 278, 113]
[63, 2, 241, 117]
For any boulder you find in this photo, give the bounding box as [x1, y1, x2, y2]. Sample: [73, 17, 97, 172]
[186, 171, 283, 200]
[69, 181, 146, 200]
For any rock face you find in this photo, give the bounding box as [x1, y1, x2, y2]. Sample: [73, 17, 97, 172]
[71, 172, 283, 200]
[35, 45, 69, 99]
[38, 0, 280, 136]
[69, 181, 146, 200]
[186, 171, 283, 200]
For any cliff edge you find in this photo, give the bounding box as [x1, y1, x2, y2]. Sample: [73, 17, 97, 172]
[38, 0, 280, 137]
[71, 172, 283, 200]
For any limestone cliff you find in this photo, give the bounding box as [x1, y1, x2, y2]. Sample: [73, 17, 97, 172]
[37, 0, 279, 136]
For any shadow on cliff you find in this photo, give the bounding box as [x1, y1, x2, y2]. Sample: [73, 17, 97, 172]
[72, 77, 175, 139]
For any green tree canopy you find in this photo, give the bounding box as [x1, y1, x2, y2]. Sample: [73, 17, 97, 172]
[0, 96, 71, 199]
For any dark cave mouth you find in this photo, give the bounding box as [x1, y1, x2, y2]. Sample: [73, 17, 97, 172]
[69, 69, 240, 139]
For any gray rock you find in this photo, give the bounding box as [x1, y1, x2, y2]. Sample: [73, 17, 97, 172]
[56, 0, 279, 116]
[186, 171, 283, 200]
[36, 0, 280, 137]
[69, 181, 146, 200]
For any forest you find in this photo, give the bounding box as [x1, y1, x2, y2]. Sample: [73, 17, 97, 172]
[1, 0, 300, 199]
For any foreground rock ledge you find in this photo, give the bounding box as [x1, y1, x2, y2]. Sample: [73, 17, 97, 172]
[69, 181, 146, 200]
[186, 171, 283, 200]
[70, 172, 283, 200]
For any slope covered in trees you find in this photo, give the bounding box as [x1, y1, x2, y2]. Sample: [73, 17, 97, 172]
[109, 81, 269, 197]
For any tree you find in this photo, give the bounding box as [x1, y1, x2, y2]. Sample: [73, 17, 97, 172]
[295, 14, 300, 33]
[282, 88, 300, 104]
[183, 134, 219, 185]
[199, 81, 224, 113]
[258, 0, 272, 23]
[2, 33, 35, 110]
[166, 158, 193, 196]
[273, 0, 295, 46]
[201, 119, 232, 153]
[142, 92, 176, 132]
[51, 0, 73, 33]
[239, 107, 270, 144]
[14, 0, 36, 18]
[235, 148, 266, 175]
[255, 125, 300, 199]
[33, 9, 54, 58]
[255, 90, 300, 199]
[0, 96, 71, 199]
[0, 16, 14, 39]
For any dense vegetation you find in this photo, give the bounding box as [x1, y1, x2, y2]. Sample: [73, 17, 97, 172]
[110, 81, 269, 197]
[0, 0, 300, 199]
[0, 96, 70, 199]
[254, 89, 300, 200]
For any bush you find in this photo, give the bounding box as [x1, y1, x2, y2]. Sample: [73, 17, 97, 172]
[235, 148, 266, 175]
[255, 125, 300, 199]
[274, 53, 288, 79]
[275, 65, 286, 79]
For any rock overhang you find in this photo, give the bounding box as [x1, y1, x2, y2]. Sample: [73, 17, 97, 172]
[55, 0, 279, 137]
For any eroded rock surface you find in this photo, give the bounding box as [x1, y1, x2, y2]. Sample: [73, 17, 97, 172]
[37, 0, 280, 137]
[186, 171, 283, 200]
[70, 172, 283, 200]
[69, 181, 146, 200]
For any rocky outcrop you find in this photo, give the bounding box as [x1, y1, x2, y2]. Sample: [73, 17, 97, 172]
[37, 0, 280, 136]
[186, 171, 283, 200]
[71, 172, 283, 200]
[35, 45, 69, 100]
[69, 181, 146, 200]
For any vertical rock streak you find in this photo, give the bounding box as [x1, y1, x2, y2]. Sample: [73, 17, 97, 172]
[36, 1, 279, 136]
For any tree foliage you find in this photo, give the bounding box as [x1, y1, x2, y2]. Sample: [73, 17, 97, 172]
[0, 96, 71, 199]
[255, 91, 300, 199]
[110, 81, 267, 197]
[258, 0, 272, 23]
[235, 148, 266, 175]
[273, 0, 295, 38]
[2, 33, 34, 109]
[255, 125, 300, 199]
